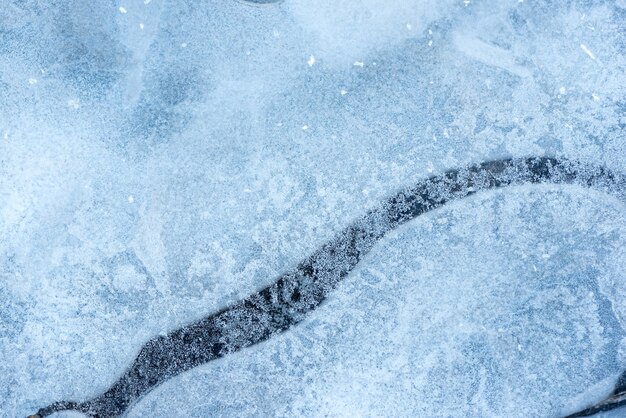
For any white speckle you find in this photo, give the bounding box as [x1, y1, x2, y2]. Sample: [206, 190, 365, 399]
[559, 86, 567, 95]
[144, 0, 151, 4]
[532, 264, 537, 271]
[517, 344, 522, 351]
[3, 132, 7, 140]
[340, 89, 347, 96]
[243, 188, 252, 193]
[443, 128, 449, 138]
[246, 50, 251, 56]
[542, 253, 550, 259]
[406, 23, 412, 30]
[40, 68, 45, 74]
[28, 78, 37, 85]
[119, 6, 127, 14]
[362, 188, 369, 195]
[276, 122, 283, 127]
[128, 195, 134, 203]
[302, 125, 309, 131]
[354, 61, 364, 67]
[67, 98, 80, 109]
[592, 93, 600, 101]
[139, 23, 144, 29]
[428, 29, 433, 35]
[464, 0, 471, 5]
[181, 43, 187, 48]
[272, 29, 280, 38]
[428, 40, 433, 47]
[580, 44, 596, 60]
[307, 55, 316, 66]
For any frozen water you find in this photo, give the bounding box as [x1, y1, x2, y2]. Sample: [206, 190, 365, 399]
[1, 0, 625, 417]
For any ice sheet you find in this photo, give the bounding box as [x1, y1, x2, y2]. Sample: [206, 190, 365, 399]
[1, 0, 625, 417]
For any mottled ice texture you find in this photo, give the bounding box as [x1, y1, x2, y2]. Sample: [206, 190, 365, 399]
[1, 0, 625, 417]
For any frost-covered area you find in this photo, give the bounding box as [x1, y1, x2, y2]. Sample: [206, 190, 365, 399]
[1, 0, 625, 417]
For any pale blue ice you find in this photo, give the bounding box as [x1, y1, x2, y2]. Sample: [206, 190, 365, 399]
[1, 0, 626, 417]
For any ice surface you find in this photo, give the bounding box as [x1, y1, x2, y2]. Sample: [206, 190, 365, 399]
[1, 0, 625, 417]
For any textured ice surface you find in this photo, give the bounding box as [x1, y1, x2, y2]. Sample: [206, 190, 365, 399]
[1, 0, 626, 417]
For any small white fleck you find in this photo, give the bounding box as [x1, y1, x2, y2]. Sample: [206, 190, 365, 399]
[340, 89, 347, 96]
[532, 264, 537, 271]
[428, 29, 433, 35]
[592, 93, 600, 101]
[144, 0, 151, 3]
[246, 50, 251, 56]
[272, 29, 280, 38]
[559, 86, 567, 95]
[128, 195, 134, 203]
[354, 61, 364, 67]
[67, 98, 81, 109]
[542, 253, 550, 259]
[276, 122, 283, 127]
[40, 68, 45, 74]
[3, 132, 7, 140]
[464, 0, 471, 5]
[28, 78, 37, 85]
[139, 23, 145, 29]
[302, 125, 309, 130]
[181, 43, 187, 48]
[517, 344, 522, 351]
[243, 188, 252, 193]
[362, 188, 369, 195]
[580, 43, 596, 60]
[307, 55, 316, 66]
[119, 6, 127, 14]
[406, 23, 412, 30]
[443, 128, 449, 138]
[428, 40, 433, 47]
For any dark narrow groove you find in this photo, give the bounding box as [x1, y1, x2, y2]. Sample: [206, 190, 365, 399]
[29, 157, 626, 418]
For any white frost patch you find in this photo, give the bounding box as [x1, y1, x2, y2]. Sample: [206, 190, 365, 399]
[453, 31, 530, 77]
[307, 55, 316, 66]
[119, 6, 127, 14]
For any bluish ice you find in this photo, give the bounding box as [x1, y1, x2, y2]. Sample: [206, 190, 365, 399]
[1, 0, 625, 417]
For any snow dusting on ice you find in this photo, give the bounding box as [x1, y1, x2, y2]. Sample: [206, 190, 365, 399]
[1, 0, 625, 417]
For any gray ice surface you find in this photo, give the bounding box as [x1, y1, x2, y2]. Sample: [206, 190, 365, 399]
[1, 0, 626, 417]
